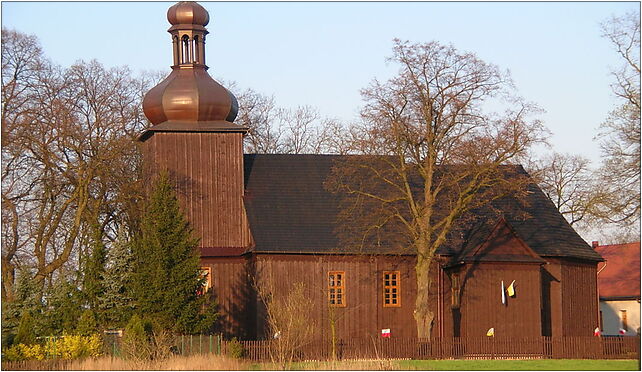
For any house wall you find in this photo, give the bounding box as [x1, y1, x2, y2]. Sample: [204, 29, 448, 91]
[142, 131, 251, 250]
[542, 258, 600, 337]
[252, 254, 420, 340]
[600, 300, 641, 336]
[201, 254, 588, 341]
[561, 260, 599, 336]
[454, 263, 543, 338]
[541, 262, 561, 336]
[201, 256, 256, 339]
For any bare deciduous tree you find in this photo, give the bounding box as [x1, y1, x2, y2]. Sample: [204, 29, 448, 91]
[528, 152, 608, 227]
[1, 28, 150, 302]
[233, 87, 349, 155]
[256, 279, 316, 369]
[1, 29, 47, 302]
[596, 10, 641, 225]
[326, 39, 547, 338]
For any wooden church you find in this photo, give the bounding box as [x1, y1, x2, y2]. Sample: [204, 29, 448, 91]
[139, 1, 603, 340]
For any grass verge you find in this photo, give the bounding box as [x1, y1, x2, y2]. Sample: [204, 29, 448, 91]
[3, 357, 639, 370]
[397, 359, 640, 370]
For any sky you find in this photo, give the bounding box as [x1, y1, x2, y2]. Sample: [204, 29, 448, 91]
[1, 1, 639, 166]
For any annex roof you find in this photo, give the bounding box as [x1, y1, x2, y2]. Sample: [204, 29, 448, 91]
[243, 154, 602, 262]
[595, 242, 641, 300]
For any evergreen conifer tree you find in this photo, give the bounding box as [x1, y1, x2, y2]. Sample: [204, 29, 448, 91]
[14, 312, 37, 345]
[83, 226, 107, 312]
[2, 268, 45, 345]
[130, 172, 216, 334]
[98, 227, 135, 328]
[76, 309, 99, 336]
[42, 275, 84, 335]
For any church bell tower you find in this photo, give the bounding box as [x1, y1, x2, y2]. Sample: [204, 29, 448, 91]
[140, 1, 251, 255]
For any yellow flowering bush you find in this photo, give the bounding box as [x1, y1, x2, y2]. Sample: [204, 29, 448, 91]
[20, 343, 46, 360]
[3, 334, 102, 361]
[4, 344, 26, 361]
[3, 343, 46, 361]
[45, 334, 102, 359]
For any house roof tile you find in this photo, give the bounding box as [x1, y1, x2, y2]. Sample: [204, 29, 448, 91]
[595, 242, 641, 299]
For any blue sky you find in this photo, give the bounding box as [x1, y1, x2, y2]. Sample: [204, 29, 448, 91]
[2, 1, 638, 164]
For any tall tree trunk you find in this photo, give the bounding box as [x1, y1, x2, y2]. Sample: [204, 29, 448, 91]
[1, 260, 15, 303]
[414, 255, 434, 338]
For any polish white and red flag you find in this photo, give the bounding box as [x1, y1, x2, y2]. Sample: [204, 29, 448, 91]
[619, 328, 627, 335]
[381, 329, 391, 338]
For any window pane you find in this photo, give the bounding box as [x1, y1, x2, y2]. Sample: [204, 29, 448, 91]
[329, 271, 345, 307]
[383, 271, 400, 307]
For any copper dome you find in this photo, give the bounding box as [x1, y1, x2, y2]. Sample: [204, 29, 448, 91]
[142, 1, 242, 130]
[167, 1, 209, 27]
[143, 69, 238, 124]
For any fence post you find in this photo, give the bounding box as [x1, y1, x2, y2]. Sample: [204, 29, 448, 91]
[217, 334, 221, 355]
[209, 334, 212, 354]
[199, 334, 202, 354]
[181, 334, 184, 356]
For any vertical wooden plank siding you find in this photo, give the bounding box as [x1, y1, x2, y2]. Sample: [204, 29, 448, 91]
[253, 254, 419, 340]
[201, 257, 255, 339]
[142, 132, 251, 250]
[458, 263, 542, 338]
[203, 254, 600, 341]
[561, 260, 599, 336]
[542, 261, 563, 337]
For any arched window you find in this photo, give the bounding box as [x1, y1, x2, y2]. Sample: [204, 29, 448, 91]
[194, 36, 200, 63]
[181, 35, 190, 63]
[172, 36, 179, 65]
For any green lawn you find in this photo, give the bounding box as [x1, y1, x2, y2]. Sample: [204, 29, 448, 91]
[252, 359, 640, 370]
[398, 359, 640, 370]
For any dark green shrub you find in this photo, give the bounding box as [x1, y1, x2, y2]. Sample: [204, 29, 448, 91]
[76, 309, 98, 336]
[122, 314, 152, 360]
[227, 337, 245, 359]
[14, 312, 37, 345]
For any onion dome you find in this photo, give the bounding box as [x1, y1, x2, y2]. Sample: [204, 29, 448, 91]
[142, 1, 243, 133]
[167, 1, 209, 27]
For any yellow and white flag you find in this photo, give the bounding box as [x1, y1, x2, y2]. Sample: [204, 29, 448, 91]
[486, 327, 495, 337]
[507, 280, 516, 297]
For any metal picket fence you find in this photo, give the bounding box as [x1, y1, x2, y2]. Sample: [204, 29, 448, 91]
[98, 334, 642, 361]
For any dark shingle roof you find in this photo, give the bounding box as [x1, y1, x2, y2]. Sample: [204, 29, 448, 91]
[243, 154, 602, 261]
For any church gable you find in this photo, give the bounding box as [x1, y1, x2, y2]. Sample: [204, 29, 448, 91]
[459, 218, 545, 264]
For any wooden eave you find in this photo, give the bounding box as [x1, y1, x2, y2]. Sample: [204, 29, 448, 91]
[138, 120, 248, 141]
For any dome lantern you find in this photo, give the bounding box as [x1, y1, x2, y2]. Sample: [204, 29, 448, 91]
[167, 1, 209, 67]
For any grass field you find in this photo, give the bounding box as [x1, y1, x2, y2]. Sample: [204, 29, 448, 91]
[396, 359, 640, 370]
[3, 356, 639, 370]
[257, 359, 640, 370]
